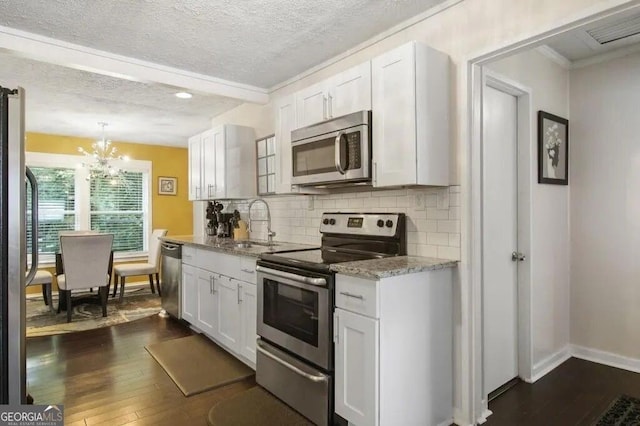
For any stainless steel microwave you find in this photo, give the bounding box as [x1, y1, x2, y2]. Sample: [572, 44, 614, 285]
[291, 110, 371, 186]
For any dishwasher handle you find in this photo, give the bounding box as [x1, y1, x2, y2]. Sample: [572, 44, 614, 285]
[161, 242, 182, 259]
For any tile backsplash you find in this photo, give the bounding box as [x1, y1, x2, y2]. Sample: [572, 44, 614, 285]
[197, 186, 461, 260]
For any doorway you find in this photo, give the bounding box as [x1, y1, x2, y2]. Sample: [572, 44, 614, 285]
[481, 70, 532, 399]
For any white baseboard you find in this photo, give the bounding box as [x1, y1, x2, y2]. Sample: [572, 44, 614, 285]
[530, 345, 572, 382]
[571, 344, 640, 374]
[476, 408, 492, 424]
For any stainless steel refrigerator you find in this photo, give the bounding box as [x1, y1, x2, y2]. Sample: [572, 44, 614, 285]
[0, 86, 38, 405]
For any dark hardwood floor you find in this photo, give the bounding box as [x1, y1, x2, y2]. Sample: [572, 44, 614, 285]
[486, 357, 640, 425]
[26, 315, 255, 426]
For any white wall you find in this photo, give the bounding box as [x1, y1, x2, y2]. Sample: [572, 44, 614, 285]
[570, 51, 640, 360]
[486, 49, 571, 374]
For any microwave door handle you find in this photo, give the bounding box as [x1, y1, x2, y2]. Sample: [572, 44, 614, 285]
[335, 131, 346, 175]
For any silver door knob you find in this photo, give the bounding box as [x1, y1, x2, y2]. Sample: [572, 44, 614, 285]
[512, 251, 526, 261]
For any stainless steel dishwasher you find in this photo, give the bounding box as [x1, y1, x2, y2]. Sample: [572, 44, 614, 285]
[160, 242, 182, 318]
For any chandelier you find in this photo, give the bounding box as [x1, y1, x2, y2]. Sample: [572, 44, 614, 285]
[78, 122, 129, 182]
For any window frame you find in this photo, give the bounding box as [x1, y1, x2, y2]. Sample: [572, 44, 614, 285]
[26, 152, 153, 263]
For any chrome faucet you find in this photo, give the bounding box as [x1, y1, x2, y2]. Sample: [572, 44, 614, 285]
[247, 198, 276, 245]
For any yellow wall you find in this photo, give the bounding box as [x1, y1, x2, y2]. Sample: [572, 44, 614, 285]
[26, 132, 192, 293]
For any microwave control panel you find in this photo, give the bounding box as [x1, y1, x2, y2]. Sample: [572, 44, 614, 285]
[345, 132, 361, 170]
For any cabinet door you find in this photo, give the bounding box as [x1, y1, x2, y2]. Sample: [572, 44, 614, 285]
[212, 126, 227, 199]
[295, 81, 327, 128]
[214, 276, 240, 352]
[330, 62, 372, 118]
[201, 129, 217, 200]
[196, 269, 217, 336]
[372, 42, 417, 187]
[181, 264, 197, 324]
[274, 95, 296, 194]
[334, 308, 379, 426]
[187, 135, 202, 200]
[238, 282, 257, 364]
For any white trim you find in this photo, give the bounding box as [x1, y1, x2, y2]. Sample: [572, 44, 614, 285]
[0, 25, 268, 104]
[268, 0, 464, 92]
[535, 45, 572, 69]
[530, 346, 572, 383]
[476, 408, 493, 424]
[571, 345, 640, 374]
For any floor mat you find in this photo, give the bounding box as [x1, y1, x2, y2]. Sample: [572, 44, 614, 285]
[146, 334, 254, 397]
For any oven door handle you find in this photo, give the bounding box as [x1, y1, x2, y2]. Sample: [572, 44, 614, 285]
[256, 340, 328, 383]
[256, 265, 326, 286]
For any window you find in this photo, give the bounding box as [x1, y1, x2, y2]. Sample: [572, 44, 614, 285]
[27, 152, 152, 261]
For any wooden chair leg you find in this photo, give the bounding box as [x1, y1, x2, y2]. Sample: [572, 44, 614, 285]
[119, 276, 126, 303]
[100, 287, 108, 317]
[41, 284, 48, 305]
[148, 274, 156, 294]
[112, 274, 118, 298]
[156, 272, 161, 296]
[57, 289, 64, 314]
[66, 290, 72, 323]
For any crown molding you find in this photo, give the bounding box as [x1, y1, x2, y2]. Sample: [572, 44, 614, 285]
[0, 25, 269, 104]
[535, 45, 572, 69]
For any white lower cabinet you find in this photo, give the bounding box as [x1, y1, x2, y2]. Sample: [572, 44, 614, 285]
[181, 249, 257, 367]
[196, 269, 217, 337]
[214, 276, 241, 352]
[334, 308, 378, 426]
[334, 269, 453, 426]
[181, 264, 197, 324]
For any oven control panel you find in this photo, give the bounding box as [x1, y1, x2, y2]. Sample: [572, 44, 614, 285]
[320, 213, 403, 237]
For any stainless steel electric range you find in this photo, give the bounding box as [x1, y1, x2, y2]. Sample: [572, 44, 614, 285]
[255, 212, 406, 425]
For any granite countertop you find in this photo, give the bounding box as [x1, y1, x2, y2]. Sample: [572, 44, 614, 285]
[330, 256, 458, 279]
[160, 235, 317, 258]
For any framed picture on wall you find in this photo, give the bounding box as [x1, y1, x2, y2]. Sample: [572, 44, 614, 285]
[538, 111, 569, 185]
[158, 176, 177, 195]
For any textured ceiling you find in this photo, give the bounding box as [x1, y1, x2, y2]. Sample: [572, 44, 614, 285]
[0, 0, 447, 88]
[0, 0, 449, 146]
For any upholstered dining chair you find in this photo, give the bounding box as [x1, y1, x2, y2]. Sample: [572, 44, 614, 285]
[112, 229, 168, 303]
[26, 270, 55, 312]
[57, 233, 114, 322]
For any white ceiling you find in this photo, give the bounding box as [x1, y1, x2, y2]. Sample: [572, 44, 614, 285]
[0, 0, 449, 146]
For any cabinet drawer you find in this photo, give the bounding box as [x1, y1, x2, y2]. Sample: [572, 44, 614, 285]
[198, 249, 241, 279]
[239, 256, 256, 284]
[335, 275, 379, 318]
[182, 246, 197, 266]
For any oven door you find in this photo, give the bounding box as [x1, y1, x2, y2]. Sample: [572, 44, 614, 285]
[256, 264, 332, 370]
[291, 124, 370, 186]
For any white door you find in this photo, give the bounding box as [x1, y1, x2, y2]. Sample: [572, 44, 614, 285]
[181, 264, 197, 323]
[239, 282, 257, 364]
[200, 129, 216, 199]
[482, 84, 519, 394]
[215, 276, 240, 352]
[196, 269, 217, 336]
[334, 308, 378, 426]
[330, 62, 371, 118]
[295, 81, 327, 127]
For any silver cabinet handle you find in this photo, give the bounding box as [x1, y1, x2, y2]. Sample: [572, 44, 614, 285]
[340, 291, 364, 300]
[256, 340, 328, 383]
[328, 93, 333, 118]
[373, 161, 378, 186]
[241, 268, 255, 274]
[207, 184, 216, 198]
[237, 283, 242, 304]
[334, 131, 346, 175]
[209, 275, 213, 294]
[334, 312, 339, 344]
[195, 186, 201, 199]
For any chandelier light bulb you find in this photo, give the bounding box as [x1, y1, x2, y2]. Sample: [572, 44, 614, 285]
[78, 122, 132, 183]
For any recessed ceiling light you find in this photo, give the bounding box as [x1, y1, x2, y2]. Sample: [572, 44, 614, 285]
[175, 92, 192, 99]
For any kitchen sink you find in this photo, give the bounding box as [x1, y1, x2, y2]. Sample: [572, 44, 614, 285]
[230, 240, 279, 248]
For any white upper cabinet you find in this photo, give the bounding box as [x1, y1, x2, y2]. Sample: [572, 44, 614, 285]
[295, 61, 372, 128]
[371, 41, 450, 187]
[274, 95, 297, 194]
[188, 124, 256, 200]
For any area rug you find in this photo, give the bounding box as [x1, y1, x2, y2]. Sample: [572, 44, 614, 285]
[594, 395, 640, 425]
[146, 334, 254, 397]
[26, 287, 161, 337]
[207, 386, 313, 426]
